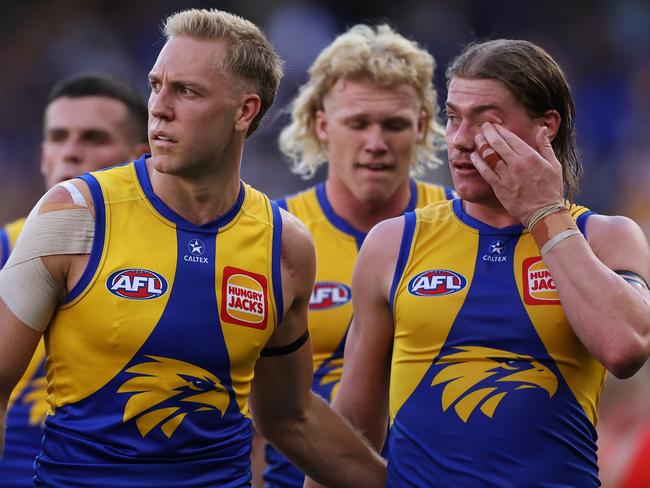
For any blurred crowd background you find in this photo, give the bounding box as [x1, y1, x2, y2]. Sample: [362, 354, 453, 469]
[1, 0, 648, 486]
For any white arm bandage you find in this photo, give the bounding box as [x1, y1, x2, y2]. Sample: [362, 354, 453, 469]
[0, 191, 95, 332]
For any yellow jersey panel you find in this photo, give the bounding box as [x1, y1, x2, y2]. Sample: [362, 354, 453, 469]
[264, 180, 453, 487]
[35, 155, 282, 487]
[386, 199, 602, 487]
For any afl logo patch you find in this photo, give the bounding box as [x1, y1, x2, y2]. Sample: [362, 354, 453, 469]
[408, 269, 467, 296]
[522, 257, 560, 305]
[220, 266, 268, 329]
[309, 282, 351, 310]
[107, 269, 168, 300]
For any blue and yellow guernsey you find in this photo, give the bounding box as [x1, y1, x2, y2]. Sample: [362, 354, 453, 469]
[388, 199, 604, 487]
[265, 181, 454, 487]
[1, 217, 49, 488]
[34, 155, 283, 487]
[0, 217, 26, 268]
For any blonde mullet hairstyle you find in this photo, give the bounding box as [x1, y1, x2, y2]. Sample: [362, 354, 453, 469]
[279, 24, 446, 179]
[164, 9, 284, 136]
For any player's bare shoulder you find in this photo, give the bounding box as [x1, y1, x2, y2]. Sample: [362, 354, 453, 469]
[354, 216, 406, 302]
[279, 208, 316, 303]
[585, 214, 650, 280]
[38, 179, 95, 215]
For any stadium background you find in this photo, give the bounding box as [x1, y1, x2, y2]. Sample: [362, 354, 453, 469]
[0, 0, 648, 485]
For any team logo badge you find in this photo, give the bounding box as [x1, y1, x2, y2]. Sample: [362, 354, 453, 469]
[522, 257, 561, 305]
[489, 240, 505, 256]
[431, 346, 558, 422]
[184, 238, 209, 264]
[309, 282, 351, 310]
[408, 269, 467, 296]
[118, 355, 230, 438]
[188, 239, 205, 256]
[220, 266, 268, 329]
[483, 239, 508, 262]
[107, 268, 168, 300]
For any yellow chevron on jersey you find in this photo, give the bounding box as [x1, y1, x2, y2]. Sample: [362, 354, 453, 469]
[35, 155, 284, 486]
[386, 199, 603, 486]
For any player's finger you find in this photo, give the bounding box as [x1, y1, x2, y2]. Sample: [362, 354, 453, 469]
[470, 150, 500, 184]
[486, 122, 534, 158]
[475, 133, 502, 170]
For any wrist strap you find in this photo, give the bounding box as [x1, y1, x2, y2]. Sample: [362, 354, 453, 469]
[530, 207, 578, 250]
[539, 229, 582, 257]
[527, 203, 565, 231]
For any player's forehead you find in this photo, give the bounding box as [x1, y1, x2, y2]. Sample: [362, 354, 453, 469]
[323, 77, 421, 116]
[149, 35, 228, 88]
[44, 96, 129, 130]
[446, 77, 519, 114]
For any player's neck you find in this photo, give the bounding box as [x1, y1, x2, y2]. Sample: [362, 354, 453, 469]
[148, 157, 242, 226]
[325, 179, 412, 233]
[462, 200, 521, 228]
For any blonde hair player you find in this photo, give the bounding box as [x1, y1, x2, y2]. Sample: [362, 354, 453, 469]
[0, 9, 385, 488]
[265, 24, 453, 487]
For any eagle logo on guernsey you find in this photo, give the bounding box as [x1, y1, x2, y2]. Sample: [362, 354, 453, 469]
[220, 266, 268, 329]
[309, 282, 351, 310]
[118, 356, 230, 438]
[107, 269, 168, 300]
[523, 257, 561, 305]
[431, 346, 558, 422]
[408, 269, 467, 296]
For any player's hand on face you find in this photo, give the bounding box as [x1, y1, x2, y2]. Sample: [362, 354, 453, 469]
[469, 122, 565, 225]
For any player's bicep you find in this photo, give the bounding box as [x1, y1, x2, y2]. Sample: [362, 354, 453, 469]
[587, 215, 650, 297]
[0, 298, 42, 404]
[0, 181, 94, 333]
[333, 218, 403, 448]
[250, 209, 316, 428]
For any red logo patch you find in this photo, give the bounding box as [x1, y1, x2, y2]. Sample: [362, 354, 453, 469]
[220, 266, 268, 329]
[407, 269, 467, 297]
[522, 257, 561, 305]
[106, 268, 168, 300]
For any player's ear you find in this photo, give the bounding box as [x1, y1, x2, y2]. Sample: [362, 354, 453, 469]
[417, 110, 427, 143]
[234, 93, 261, 133]
[315, 110, 329, 144]
[538, 110, 560, 142]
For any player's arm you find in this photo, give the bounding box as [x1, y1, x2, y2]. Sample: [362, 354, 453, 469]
[304, 217, 401, 488]
[0, 182, 94, 457]
[332, 217, 401, 449]
[250, 209, 386, 488]
[542, 215, 650, 378]
[473, 122, 650, 378]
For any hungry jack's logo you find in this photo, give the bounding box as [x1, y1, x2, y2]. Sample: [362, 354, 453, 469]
[431, 346, 558, 422]
[522, 257, 561, 305]
[220, 266, 268, 329]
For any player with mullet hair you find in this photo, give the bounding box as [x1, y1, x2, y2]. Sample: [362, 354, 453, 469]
[0, 72, 149, 487]
[266, 23, 453, 488]
[0, 9, 385, 488]
[309, 39, 650, 487]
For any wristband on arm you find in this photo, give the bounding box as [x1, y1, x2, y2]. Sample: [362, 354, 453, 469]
[528, 206, 581, 258]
